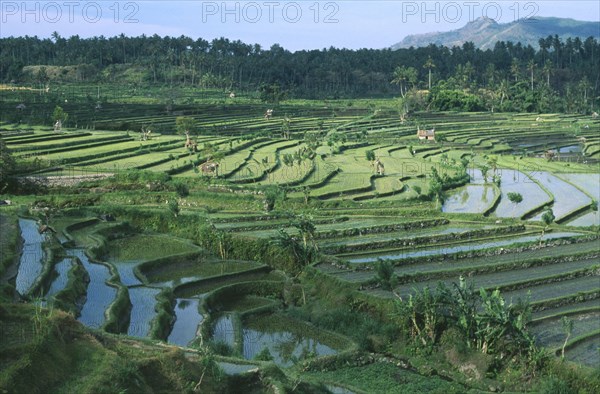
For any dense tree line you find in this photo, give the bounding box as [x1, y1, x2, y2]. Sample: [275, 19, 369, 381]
[0, 33, 598, 111]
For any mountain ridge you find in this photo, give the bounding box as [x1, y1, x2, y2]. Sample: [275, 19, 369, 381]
[391, 16, 600, 49]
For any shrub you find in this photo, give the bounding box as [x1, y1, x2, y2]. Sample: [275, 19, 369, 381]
[254, 347, 274, 361]
[209, 340, 235, 357]
[429, 89, 485, 111]
[167, 200, 180, 217]
[173, 182, 189, 197]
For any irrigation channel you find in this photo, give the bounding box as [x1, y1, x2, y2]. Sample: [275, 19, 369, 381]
[15, 218, 347, 369]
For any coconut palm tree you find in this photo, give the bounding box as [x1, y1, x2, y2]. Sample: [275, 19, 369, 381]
[542, 59, 553, 87]
[391, 65, 417, 98]
[423, 57, 435, 90]
[526, 59, 536, 91]
[510, 58, 520, 83]
[497, 80, 510, 109]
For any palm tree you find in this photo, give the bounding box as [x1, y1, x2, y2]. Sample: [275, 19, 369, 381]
[542, 59, 553, 87]
[484, 63, 497, 88]
[510, 58, 520, 83]
[578, 77, 591, 111]
[526, 59, 536, 91]
[455, 62, 475, 89]
[429, 176, 443, 209]
[292, 214, 317, 251]
[538, 37, 549, 63]
[497, 80, 509, 108]
[423, 57, 435, 90]
[391, 65, 417, 98]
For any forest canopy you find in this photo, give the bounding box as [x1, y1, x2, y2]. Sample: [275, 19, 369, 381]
[1, 33, 598, 112]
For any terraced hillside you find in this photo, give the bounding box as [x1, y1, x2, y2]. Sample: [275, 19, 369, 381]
[2, 106, 599, 392]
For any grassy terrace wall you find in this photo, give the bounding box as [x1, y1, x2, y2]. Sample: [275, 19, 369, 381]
[324, 224, 526, 253]
[73, 141, 184, 168]
[0, 214, 19, 281]
[348, 234, 600, 269]
[25, 227, 63, 299]
[219, 216, 349, 233]
[559, 329, 600, 357]
[532, 290, 600, 313]
[395, 251, 600, 285]
[203, 280, 284, 314]
[149, 287, 176, 340]
[314, 218, 450, 239]
[134, 251, 207, 284]
[87, 206, 301, 273]
[167, 136, 270, 175]
[173, 266, 272, 298]
[63, 218, 101, 238]
[103, 284, 131, 334]
[19, 135, 135, 160]
[482, 187, 502, 216]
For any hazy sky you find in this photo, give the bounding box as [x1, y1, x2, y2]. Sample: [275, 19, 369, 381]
[1, 1, 599, 50]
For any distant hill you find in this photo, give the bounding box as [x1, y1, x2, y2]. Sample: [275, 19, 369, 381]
[391, 16, 600, 49]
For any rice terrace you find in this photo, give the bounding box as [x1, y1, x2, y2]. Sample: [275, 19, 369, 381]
[1, 11, 600, 394]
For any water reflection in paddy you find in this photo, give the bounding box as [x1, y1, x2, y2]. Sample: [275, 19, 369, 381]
[167, 297, 204, 346]
[44, 257, 73, 298]
[128, 286, 161, 337]
[72, 249, 117, 329]
[242, 328, 336, 367]
[15, 219, 47, 296]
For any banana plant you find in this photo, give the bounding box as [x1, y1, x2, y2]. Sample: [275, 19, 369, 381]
[396, 286, 447, 350]
[452, 276, 478, 348]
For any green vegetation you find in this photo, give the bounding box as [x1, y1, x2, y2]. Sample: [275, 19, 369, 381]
[106, 234, 199, 261]
[1, 34, 598, 116]
[397, 278, 535, 357]
[0, 304, 227, 393]
[303, 361, 466, 394]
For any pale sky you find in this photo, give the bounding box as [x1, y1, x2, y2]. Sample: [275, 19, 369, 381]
[1, 1, 599, 51]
